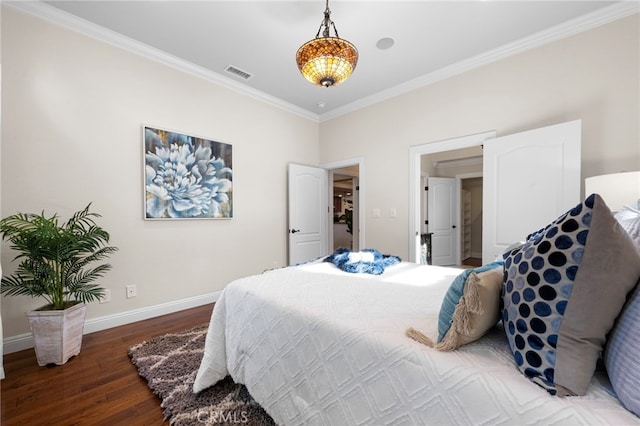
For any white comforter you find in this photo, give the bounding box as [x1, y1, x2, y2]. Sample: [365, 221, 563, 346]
[193, 262, 639, 425]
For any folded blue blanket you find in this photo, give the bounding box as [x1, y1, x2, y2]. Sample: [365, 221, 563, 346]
[324, 248, 401, 275]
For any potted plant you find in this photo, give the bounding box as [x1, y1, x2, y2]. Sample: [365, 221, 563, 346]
[339, 208, 353, 234]
[0, 203, 117, 366]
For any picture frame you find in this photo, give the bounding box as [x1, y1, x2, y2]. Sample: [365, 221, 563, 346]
[143, 125, 233, 220]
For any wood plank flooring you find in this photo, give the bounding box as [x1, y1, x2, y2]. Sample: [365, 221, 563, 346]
[461, 257, 482, 267]
[1, 304, 214, 426]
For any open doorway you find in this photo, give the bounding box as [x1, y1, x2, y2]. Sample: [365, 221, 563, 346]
[408, 130, 496, 263]
[288, 159, 364, 265]
[410, 120, 581, 265]
[460, 175, 483, 267]
[321, 157, 365, 254]
[330, 166, 359, 251]
[332, 172, 355, 250]
[420, 147, 484, 266]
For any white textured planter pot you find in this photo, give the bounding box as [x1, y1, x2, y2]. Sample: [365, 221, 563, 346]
[27, 303, 87, 366]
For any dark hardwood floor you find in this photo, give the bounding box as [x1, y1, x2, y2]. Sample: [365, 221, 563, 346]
[1, 303, 214, 425]
[461, 257, 482, 267]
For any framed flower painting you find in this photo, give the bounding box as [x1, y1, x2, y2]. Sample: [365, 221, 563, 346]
[143, 125, 233, 219]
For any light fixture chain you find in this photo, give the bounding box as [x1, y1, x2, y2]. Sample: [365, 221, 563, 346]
[315, 0, 337, 39]
[330, 21, 340, 39]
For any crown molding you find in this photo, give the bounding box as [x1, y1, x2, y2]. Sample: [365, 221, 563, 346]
[5, 1, 637, 124]
[4, 1, 320, 122]
[319, 1, 639, 122]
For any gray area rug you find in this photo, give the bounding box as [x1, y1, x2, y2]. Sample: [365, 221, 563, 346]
[128, 324, 276, 425]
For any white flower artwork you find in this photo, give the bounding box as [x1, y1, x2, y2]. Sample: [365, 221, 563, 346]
[143, 126, 233, 219]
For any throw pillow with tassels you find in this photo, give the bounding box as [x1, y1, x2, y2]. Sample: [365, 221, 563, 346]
[407, 261, 504, 350]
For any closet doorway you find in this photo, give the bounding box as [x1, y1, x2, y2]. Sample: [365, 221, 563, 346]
[459, 175, 483, 267]
[409, 120, 581, 264]
[421, 146, 484, 266]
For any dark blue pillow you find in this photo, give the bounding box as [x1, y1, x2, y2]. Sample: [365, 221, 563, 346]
[502, 194, 640, 396]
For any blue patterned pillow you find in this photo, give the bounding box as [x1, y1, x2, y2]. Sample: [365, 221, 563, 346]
[438, 261, 504, 343]
[605, 282, 640, 416]
[406, 262, 503, 351]
[502, 194, 640, 396]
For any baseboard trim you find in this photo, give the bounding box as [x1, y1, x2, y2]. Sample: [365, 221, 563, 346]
[3, 291, 221, 354]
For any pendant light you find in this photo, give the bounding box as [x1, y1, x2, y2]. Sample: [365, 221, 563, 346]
[296, 0, 358, 87]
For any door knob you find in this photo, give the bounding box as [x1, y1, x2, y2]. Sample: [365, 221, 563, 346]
[452, 225, 457, 229]
[290, 229, 300, 234]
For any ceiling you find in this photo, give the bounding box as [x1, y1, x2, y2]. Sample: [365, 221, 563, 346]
[21, 1, 633, 120]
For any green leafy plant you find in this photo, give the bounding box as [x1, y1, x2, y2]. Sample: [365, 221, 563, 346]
[0, 203, 118, 310]
[339, 208, 353, 234]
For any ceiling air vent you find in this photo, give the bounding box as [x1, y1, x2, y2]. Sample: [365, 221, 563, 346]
[225, 65, 253, 80]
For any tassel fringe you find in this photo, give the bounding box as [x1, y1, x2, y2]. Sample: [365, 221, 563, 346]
[405, 327, 436, 347]
[406, 271, 487, 352]
[464, 272, 483, 314]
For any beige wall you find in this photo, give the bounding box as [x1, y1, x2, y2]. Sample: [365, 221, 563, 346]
[1, 7, 638, 342]
[320, 14, 640, 260]
[1, 7, 318, 337]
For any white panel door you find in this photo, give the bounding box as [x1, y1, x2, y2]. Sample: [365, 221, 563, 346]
[288, 163, 328, 265]
[428, 177, 457, 266]
[483, 120, 581, 264]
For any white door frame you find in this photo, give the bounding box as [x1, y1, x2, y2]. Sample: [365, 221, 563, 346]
[352, 176, 360, 251]
[409, 131, 496, 263]
[321, 157, 366, 252]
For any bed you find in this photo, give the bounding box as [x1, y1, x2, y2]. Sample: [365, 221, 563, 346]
[193, 261, 637, 425]
[193, 195, 640, 425]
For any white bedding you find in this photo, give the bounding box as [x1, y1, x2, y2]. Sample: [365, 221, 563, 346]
[193, 262, 639, 425]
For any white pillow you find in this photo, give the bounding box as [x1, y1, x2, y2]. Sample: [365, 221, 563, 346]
[615, 204, 640, 250]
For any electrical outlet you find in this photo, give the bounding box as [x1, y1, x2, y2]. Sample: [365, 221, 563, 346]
[126, 285, 137, 299]
[99, 289, 111, 304]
